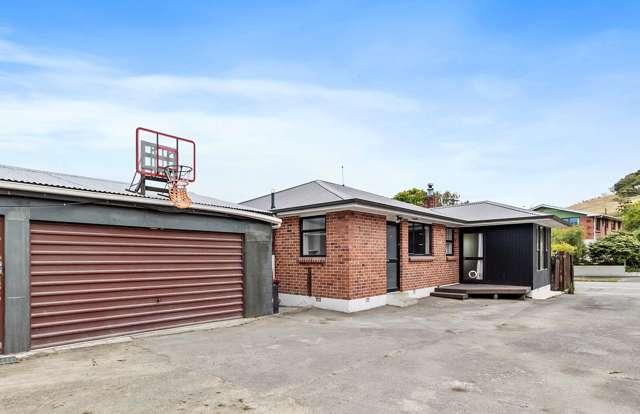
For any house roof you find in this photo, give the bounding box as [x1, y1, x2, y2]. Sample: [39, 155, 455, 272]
[432, 200, 551, 222]
[531, 204, 589, 216]
[531, 203, 621, 221]
[0, 164, 280, 225]
[242, 180, 566, 227]
[242, 180, 463, 223]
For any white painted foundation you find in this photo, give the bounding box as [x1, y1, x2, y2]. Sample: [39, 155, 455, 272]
[279, 287, 436, 313]
[526, 284, 563, 300]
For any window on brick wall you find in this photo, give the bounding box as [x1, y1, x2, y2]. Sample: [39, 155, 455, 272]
[408, 222, 432, 255]
[445, 227, 454, 256]
[595, 218, 601, 231]
[300, 216, 326, 256]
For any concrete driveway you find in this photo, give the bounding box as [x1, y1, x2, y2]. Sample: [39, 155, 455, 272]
[1, 284, 639, 414]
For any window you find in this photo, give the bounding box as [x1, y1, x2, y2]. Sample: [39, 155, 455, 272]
[300, 216, 326, 256]
[561, 217, 580, 226]
[408, 222, 432, 255]
[445, 227, 454, 256]
[537, 226, 549, 270]
[462, 232, 484, 281]
[595, 218, 601, 231]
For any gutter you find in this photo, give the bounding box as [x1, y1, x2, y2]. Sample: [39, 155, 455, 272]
[0, 181, 282, 227]
[271, 198, 466, 225]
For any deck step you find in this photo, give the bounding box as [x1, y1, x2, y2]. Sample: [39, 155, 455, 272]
[435, 287, 529, 295]
[430, 292, 468, 300]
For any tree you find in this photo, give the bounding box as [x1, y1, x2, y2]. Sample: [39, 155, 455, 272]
[393, 187, 462, 207]
[437, 191, 461, 206]
[620, 201, 640, 232]
[612, 170, 640, 197]
[552, 242, 577, 255]
[551, 226, 586, 261]
[393, 188, 427, 206]
[587, 231, 640, 267]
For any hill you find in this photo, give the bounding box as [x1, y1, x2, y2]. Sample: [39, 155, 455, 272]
[569, 194, 640, 215]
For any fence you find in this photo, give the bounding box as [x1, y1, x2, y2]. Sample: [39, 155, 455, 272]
[552, 252, 574, 293]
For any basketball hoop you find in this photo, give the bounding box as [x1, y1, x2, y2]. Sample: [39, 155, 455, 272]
[164, 165, 193, 209]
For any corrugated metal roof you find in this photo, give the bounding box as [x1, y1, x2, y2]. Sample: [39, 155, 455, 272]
[242, 180, 556, 224]
[0, 164, 272, 215]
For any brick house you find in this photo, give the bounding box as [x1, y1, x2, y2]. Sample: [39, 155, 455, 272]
[532, 204, 622, 244]
[244, 181, 566, 312]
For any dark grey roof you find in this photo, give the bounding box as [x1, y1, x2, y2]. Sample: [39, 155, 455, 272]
[431, 201, 550, 222]
[0, 164, 271, 215]
[242, 180, 564, 226]
[242, 180, 461, 222]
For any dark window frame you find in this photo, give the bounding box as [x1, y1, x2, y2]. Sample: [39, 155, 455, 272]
[299, 215, 327, 257]
[537, 226, 549, 271]
[408, 222, 432, 256]
[445, 227, 454, 256]
[595, 218, 601, 231]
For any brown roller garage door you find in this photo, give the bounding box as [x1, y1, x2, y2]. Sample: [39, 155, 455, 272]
[0, 216, 4, 353]
[30, 222, 244, 349]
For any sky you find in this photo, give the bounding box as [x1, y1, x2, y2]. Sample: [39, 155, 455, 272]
[1, 1, 639, 207]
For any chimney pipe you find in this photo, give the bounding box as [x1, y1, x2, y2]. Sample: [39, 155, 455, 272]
[425, 183, 436, 208]
[270, 189, 276, 210]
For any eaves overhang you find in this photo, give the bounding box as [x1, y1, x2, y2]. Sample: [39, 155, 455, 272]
[270, 200, 567, 228]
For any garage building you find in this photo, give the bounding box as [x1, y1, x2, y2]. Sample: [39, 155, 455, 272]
[0, 164, 280, 354]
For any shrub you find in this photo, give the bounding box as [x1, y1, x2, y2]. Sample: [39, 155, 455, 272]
[587, 231, 640, 267]
[552, 242, 576, 255]
[552, 226, 586, 261]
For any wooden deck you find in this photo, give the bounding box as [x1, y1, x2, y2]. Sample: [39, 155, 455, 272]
[431, 283, 531, 300]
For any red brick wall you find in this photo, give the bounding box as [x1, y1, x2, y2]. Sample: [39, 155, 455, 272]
[274, 212, 350, 299]
[273, 211, 459, 301]
[346, 212, 387, 299]
[399, 221, 459, 290]
[580, 216, 594, 240]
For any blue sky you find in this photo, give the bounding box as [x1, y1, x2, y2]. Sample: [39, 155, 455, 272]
[1, 1, 639, 207]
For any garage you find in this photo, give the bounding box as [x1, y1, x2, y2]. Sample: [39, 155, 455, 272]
[0, 216, 4, 354]
[30, 222, 245, 348]
[0, 164, 280, 354]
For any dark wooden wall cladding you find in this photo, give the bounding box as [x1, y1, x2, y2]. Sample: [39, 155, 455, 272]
[30, 221, 244, 349]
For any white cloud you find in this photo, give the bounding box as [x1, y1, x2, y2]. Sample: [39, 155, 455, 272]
[0, 35, 638, 207]
[0, 39, 427, 201]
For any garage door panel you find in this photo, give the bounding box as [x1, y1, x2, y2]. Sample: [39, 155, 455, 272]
[32, 271, 244, 284]
[30, 222, 244, 349]
[31, 307, 244, 339]
[34, 248, 242, 263]
[30, 312, 243, 349]
[31, 261, 243, 275]
[32, 300, 243, 327]
[32, 289, 243, 310]
[32, 294, 244, 317]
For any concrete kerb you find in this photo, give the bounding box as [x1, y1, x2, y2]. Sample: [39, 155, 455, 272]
[8, 307, 307, 362]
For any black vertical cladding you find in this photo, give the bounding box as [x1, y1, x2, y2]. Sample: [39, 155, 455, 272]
[461, 223, 550, 288]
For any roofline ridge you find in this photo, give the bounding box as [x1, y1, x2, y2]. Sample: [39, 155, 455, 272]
[314, 180, 349, 201]
[481, 200, 541, 216]
[241, 179, 322, 204]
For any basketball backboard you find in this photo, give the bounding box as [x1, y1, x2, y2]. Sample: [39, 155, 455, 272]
[135, 127, 196, 182]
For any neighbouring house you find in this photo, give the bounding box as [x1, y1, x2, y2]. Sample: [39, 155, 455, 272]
[0, 164, 280, 354]
[531, 204, 622, 243]
[242, 181, 566, 313]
